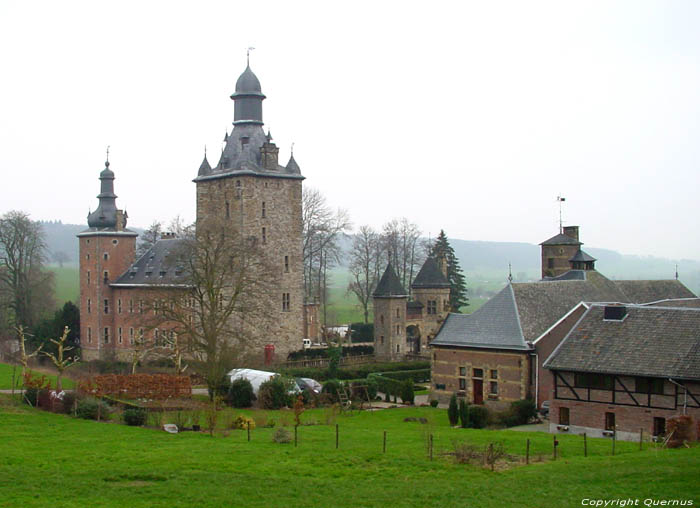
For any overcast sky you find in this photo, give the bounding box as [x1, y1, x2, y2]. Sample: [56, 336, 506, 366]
[1, 1, 698, 262]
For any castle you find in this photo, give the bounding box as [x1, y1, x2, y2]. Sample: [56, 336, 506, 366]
[78, 62, 305, 362]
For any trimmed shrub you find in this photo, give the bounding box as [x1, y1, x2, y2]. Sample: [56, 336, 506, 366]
[448, 394, 459, 426]
[468, 405, 489, 429]
[280, 361, 430, 382]
[376, 369, 431, 383]
[458, 399, 469, 428]
[208, 375, 230, 400]
[233, 415, 256, 430]
[507, 399, 537, 427]
[364, 377, 378, 400]
[321, 379, 343, 403]
[228, 378, 256, 408]
[123, 408, 147, 426]
[400, 379, 414, 405]
[23, 388, 39, 407]
[350, 323, 374, 342]
[430, 399, 439, 408]
[61, 392, 77, 415]
[76, 398, 109, 420]
[258, 377, 290, 409]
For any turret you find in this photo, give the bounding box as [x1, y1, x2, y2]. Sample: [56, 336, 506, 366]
[373, 263, 408, 361]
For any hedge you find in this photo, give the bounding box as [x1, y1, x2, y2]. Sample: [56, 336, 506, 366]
[280, 361, 429, 382]
[374, 369, 430, 383]
[350, 323, 374, 342]
[286, 345, 374, 362]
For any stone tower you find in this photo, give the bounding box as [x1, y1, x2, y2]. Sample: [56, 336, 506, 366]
[540, 226, 582, 279]
[193, 62, 304, 360]
[410, 257, 451, 349]
[373, 263, 408, 361]
[77, 161, 138, 360]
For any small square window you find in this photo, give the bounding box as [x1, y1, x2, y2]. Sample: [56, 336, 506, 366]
[473, 368, 483, 378]
[490, 370, 498, 379]
[459, 367, 466, 376]
[459, 378, 466, 390]
[489, 381, 498, 395]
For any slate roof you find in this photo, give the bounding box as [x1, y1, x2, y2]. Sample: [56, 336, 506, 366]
[411, 257, 450, 289]
[543, 304, 700, 381]
[432, 269, 697, 351]
[111, 239, 191, 287]
[540, 233, 582, 246]
[431, 285, 528, 350]
[373, 263, 408, 298]
[543, 269, 587, 281]
[569, 249, 596, 262]
[612, 280, 695, 304]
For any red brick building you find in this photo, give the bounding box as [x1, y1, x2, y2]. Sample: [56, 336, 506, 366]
[544, 304, 700, 441]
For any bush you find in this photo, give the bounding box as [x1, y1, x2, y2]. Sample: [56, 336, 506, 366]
[272, 427, 292, 443]
[321, 379, 343, 403]
[232, 415, 256, 430]
[459, 399, 469, 428]
[227, 378, 256, 408]
[468, 405, 489, 429]
[448, 394, 459, 426]
[76, 398, 109, 420]
[430, 399, 439, 408]
[61, 392, 77, 415]
[350, 323, 374, 342]
[376, 369, 431, 383]
[400, 379, 414, 405]
[280, 361, 430, 382]
[507, 399, 537, 427]
[258, 377, 290, 409]
[208, 375, 231, 400]
[23, 387, 39, 407]
[123, 408, 147, 426]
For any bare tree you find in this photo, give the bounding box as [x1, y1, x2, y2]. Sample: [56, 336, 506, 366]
[51, 251, 71, 268]
[381, 218, 423, 291]
[41, 326, 79, 391]
[129, 332, 158, 374]
[153, 217, 278, 398]
[0, 211, 54, 335]
[136, 220, 163, 257]
[347, 225, 385, 323]
[302, 187, 351, 325]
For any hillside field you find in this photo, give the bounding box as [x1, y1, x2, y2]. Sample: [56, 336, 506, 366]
[0, 397, 697, 507]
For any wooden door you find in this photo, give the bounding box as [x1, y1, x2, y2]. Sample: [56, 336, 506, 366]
[473, 379, 484, 405]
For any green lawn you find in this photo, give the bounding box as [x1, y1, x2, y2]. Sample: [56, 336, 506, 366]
[0, 362, 75, 390]
[0, 399, 697, 507]
[47, 265, 79, 305]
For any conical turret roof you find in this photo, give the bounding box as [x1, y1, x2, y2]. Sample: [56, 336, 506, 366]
[374, 263, 408, 298]
[412, 257, 450, 289]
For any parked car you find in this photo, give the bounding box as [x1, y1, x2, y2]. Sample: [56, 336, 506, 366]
[295, 377, 322, 394]
[540, 400, 550, 418]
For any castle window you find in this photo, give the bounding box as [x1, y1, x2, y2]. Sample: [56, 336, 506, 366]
[225, 202, 230, 219]
[282, 292, 290, 312]
[473, 368, 483, 378]
[154, 300, 159, 315]
[262, 202, 266, 218]
[491, 370, 498, 379]
[104, 253, 108, 261]
[459, 378, 466, 390]
[118, 299, 122, 314]
[87, 298, 91, 314]
[427, 300, 437, 315]
[129, 299, 133, 313]
[129, 328, 134, 345]
[396, 308, 400, 318]
[112, 240, 118, 245]
[118, 327, 123, 344]
[262, 227, 267, 244]
[548, 258, 554, 269]
[86, 254, 90, 260]
[87, 271, 90, 285]
[396, 324, 400, 335]
[236, 180, 241, 187]
[380, 335, 384, 344]
[284, 255, 289, 272]
[104, 299, 109, 314]
[489, 381, 498, 395]
[396, 344, 400, 353]
[87, 327, 92, 343]
[459, 367, 466, 376]
[103, 271, 109, 283]
[139, 328, 144, 340]
[103, 327, 109, 344]
[241, 136, 249, 147]
[154, 329, 160, 346]
[380, 315, 384, 325]
[139, 300, 144, 314]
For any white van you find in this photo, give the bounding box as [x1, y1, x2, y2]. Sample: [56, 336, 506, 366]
[302, 338, 311, 349]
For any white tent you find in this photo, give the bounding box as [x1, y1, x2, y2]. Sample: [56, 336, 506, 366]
[227, 369, 277, 395]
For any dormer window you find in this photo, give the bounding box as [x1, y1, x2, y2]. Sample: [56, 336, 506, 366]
[241, 137, 249, 147]
[159, 271, 166, 278]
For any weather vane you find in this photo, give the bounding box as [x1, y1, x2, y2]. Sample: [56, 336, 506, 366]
[557, 195, 566, 233]
[290, 142, 295, 156]
[106, 145, 110, 166]
[246, 46, 255, 65]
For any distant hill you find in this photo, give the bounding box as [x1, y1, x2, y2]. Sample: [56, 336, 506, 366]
[38, 222, 700, 295]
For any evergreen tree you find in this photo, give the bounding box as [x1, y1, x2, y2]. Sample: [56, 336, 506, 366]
[458, 398, 469, 428]
[430, 230, 468, 312]
[447, 393, 459, 426]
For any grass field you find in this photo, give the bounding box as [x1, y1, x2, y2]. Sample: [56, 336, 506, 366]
[0, 397, 697, 507]
[0, 362, 75, 390]
[47, 265, 79, 305]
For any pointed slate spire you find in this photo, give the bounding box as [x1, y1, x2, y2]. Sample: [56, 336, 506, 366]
[373, 263, 408, 298]
[223, 130, 229, 142]
[198, 147, 212, 176]
[285, 153, 301, 174]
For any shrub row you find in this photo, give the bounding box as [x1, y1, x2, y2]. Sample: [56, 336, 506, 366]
[374, 369, 430, 383]
[286, 345, 374, 361]
[349, 323, 374, 342]
[280, 361, 429, 382]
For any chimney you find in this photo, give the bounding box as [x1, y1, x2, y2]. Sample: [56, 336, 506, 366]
[563, 226, 579, 242]
[603, 305, 627, 321]
[437, 254, 448, 278]
[161, 232, 176, 240]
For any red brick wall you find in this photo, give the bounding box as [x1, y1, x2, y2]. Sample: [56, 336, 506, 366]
[534, 304, 587, 408]
[432, 346, 530, 408]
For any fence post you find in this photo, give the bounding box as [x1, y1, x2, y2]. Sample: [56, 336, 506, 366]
[612, 428, 616, 456]
[383, 430, 387, 454]
[526, 438, 530, 465]
[583, 433, 587, 457]
[429, 434, 433, 461]
[336, 424, 339, 449]
[639, 428, 643, 451]
[489, 443, 494, 471]
[295, 425, 298, 447]
[553, 435, 557, 460]
[247, 421, 251, 442]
